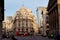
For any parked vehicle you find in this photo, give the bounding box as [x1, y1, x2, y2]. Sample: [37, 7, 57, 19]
[2, 33, 7, 38]
[23, 32, 29, 36]
[48, 33, 54, 38]
[54, 34, 60, 40]
[11, 35, 17, 40]
[15, 31, 29, 36]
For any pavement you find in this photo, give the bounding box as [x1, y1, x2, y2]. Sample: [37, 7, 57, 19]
[2, 35, 55, 40]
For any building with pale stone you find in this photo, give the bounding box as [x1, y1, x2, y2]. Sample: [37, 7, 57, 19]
[36, 7, 43, 28]
[41, 8, 49, 36]
[36, 7, 49, 36]
[12, 6, 39, 35]
[2, 16, 13, 32]
[3, 6, 39, 35]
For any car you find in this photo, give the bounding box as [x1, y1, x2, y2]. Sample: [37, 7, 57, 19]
[23, 32, 29, 36]
[2, 34, 7, 38]
[47, 33, 54, 38]
[54, 34, 60, 40]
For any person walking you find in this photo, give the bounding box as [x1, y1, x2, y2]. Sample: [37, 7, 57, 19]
[11, 35, 17, 40]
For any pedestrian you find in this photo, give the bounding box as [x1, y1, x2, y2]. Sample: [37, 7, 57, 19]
[46, 30, 49, 36]
[11, 35, 17, 40]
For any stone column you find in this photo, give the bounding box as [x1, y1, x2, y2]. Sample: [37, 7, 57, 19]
[58, 4, 60, 34]
[0, 8, 2, 39]
[28, 20, 30, 33]
[0, 21, 2, 39]
[20, 20, 22, 33]
[43, 12, 47, 36]
[59, 16, 60, 34]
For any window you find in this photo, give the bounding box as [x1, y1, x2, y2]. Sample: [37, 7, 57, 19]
[46, 21, 49, 23]
[31, 11, 32, 13]
[40, 26, 42, 28]
[18, 28, 20, 30]
[16, 11, 20, 14]
[19, 24, 20, 26]
[47, 26, 49, 28]
[46, 17, 48, 19]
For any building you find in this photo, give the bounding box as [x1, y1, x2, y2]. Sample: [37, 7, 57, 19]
[36, 7, 49, 36]
[10, 6, 39, 35]
[3, 16, 13, 32]
[36, 7, 43, 28]
[47, 0, 60, 35]
[41, 8, 49, 36]
[0, 0, 4, 39]
[2, 21, 6, 31]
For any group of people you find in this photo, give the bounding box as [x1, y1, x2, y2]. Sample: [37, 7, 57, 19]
[2, 32, 17, 40]
[9, 35, 17, 40]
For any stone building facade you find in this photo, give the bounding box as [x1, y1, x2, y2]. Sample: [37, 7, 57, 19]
[5, 6, 39, 35]
[36, 7, 43, 28]
[0, 0, 4, 39]
[36, 7, 49, 36]
[47, 0, 60, 35]
[2, 16, 13, 32]
[41, 8, 49, 36]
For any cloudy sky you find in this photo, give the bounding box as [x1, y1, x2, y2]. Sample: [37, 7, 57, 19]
[4, 0, 49, 18]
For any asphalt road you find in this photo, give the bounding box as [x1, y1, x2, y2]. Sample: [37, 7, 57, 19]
[2, 36, 55, 40]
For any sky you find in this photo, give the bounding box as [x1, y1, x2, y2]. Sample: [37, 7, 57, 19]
[4, 0, 49, 18]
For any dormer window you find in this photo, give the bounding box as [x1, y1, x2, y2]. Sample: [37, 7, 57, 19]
[16, 16, 19, 19]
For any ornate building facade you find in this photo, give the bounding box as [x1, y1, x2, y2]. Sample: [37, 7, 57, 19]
[2, 16, 13, 32]
[12, 6, 39, 35]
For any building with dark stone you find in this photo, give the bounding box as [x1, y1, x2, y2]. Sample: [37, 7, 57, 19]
[0, 0, 4, 39]
[47, 0, 60, 35]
